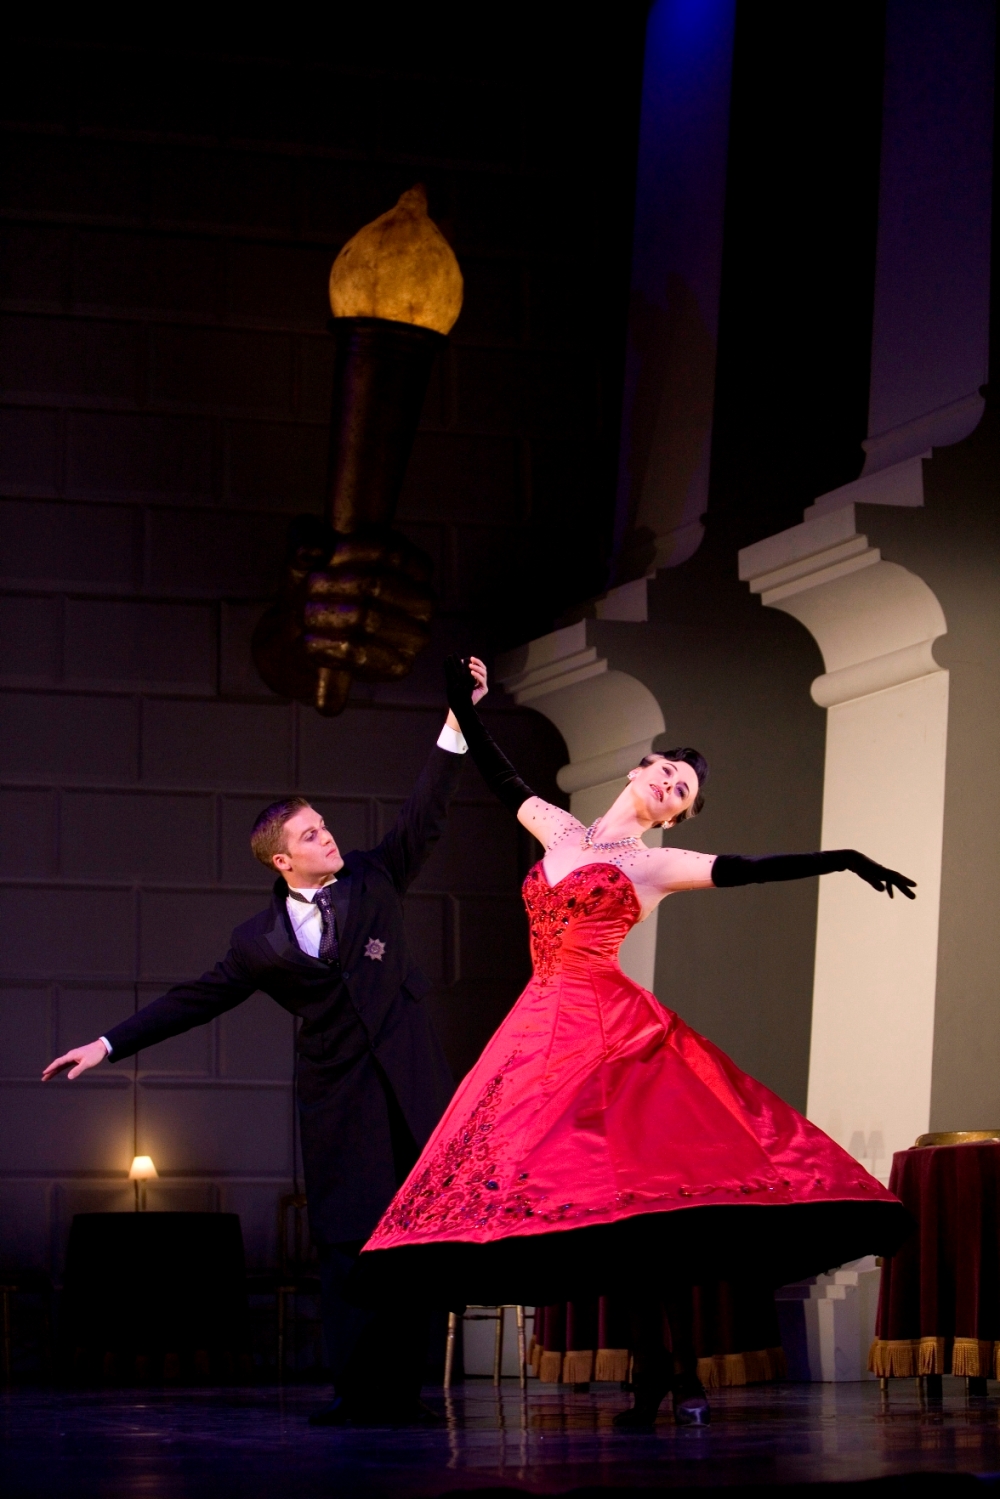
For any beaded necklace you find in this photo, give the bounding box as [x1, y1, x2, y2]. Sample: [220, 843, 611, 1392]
[582, 821, 642, 869]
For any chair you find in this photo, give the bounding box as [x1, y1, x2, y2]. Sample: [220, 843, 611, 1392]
[247, 1194, 323, 1378]
[1, 1273, 54, 1383]
[444, 1305, 527, 1390]
[275, 1194, 322, 1378]
[1, 1284, 14, 1382]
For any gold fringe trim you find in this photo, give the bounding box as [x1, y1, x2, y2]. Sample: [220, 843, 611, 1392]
[952, 1338, 993, 1378]
[696, 1346, 787, 1390]
[868, 1338, 920, 1376]
[562, 1349, 594, 1384]
[594, 1348, 631, 1383]
[540, 1342, 787, 1389]
[870, 1336, 996, 1378]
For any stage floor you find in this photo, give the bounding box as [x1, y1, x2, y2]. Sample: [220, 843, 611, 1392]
[3, 1379, 1000, 1496]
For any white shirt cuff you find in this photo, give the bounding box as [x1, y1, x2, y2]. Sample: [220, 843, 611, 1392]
[99, 1036, 112, 1057]
[437, 724, 468, 754]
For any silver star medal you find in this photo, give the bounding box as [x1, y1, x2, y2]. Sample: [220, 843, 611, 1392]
[364, 937, 386, 962]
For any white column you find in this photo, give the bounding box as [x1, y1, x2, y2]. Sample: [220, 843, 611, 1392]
[739, 499, 948, 1180]
[497, 616, 666, 990]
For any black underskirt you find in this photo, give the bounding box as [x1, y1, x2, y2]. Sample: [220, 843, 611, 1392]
[350, 1198, 914, 1308]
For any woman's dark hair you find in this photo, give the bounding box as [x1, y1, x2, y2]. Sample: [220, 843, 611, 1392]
[638, 748, 708, 825]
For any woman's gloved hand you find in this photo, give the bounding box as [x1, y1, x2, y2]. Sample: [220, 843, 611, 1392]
[444, 654, 477, 715]
[841, 851, 916, 899]
[442, 655, 535, 815]
[711, 849, 917, 898]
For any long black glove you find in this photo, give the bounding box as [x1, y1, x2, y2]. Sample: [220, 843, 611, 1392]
[712, 851, 916, 899]
[443, 656, 536, 815]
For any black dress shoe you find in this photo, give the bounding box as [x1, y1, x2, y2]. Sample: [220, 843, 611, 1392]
[612, 1379, 671, 1431]
[386, 1398, 444, 1427]
[308, 1397, 353, 1427]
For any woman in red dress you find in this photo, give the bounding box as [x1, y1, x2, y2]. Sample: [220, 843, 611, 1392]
[359, 660, 914, 1427]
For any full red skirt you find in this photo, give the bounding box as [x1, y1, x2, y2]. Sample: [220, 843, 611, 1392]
[359, 862, 910, 1304]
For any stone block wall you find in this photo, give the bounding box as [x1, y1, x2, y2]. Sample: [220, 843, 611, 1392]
[0, 30, 632, 1277]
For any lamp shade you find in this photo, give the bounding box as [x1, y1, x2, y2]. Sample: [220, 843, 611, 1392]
[128, 1155, 158, 1181]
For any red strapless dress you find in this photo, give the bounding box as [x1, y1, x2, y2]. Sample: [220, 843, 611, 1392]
[359, 862, 910, 1304]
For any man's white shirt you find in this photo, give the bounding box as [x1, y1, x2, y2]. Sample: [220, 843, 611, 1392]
[97, 722, 468, 1053]
[285, 884, 328, 957]
[435, 724, 467, 756]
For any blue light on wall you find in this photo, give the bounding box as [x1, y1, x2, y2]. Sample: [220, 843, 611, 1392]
[613, 0, 736, 578]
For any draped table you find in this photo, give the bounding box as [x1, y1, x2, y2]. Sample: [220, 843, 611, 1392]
[870, 1140, 1000, 1382]
[62, 1213, 249, 1382]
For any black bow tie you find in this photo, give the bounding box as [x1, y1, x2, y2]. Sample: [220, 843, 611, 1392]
[287, 884, 335, 903]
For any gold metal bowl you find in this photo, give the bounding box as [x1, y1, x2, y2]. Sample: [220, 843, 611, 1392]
[914, 1130, 1000, 1148]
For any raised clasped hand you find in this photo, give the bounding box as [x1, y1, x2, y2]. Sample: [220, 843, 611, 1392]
[444, 654, 484, 713]
[467, 656, 488, 705]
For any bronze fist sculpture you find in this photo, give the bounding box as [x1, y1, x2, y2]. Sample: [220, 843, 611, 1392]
[253, 518, 434, 717]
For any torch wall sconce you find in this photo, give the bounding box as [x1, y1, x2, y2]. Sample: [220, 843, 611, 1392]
[252, 184, 463, 716]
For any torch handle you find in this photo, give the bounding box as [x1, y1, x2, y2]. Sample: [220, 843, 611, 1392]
[326, 317, 446, 536]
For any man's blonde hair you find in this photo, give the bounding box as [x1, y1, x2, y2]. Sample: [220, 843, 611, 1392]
[250, 797, 311, 869]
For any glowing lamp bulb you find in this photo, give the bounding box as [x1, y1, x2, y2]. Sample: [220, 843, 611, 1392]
[128, 1155, 158, 1181]
[328, 184, 463, 334]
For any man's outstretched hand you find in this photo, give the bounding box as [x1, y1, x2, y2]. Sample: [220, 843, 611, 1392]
[42, 1039, 108, 1081]
[845, 851, 917, 899]
[467, 657, 489, 705]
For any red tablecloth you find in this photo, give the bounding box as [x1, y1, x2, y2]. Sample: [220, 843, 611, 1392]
[531, 1282, 785, 1390]
[871, 1142, 1000, 1378]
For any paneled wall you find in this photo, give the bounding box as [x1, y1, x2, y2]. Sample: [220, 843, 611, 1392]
[0, 32, 633, 1277]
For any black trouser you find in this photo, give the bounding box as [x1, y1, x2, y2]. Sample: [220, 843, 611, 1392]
[626, 1292, 699, 1386]
[317, 1067, 425, 1408]
[318, 1241, 428, 1407]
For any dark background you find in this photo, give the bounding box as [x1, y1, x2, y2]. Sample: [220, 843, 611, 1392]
[708, 1, 885, 550]
[0, 5, 886, 1278]
[0, 10, 648, 1276]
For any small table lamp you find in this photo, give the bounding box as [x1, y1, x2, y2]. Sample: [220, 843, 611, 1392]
[129, 1155, 158, 1211]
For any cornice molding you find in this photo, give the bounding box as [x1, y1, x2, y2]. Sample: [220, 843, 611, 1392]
[740, 503, 946, 709]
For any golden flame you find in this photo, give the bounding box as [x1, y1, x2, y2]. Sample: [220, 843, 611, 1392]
[328, 184, 463, 335]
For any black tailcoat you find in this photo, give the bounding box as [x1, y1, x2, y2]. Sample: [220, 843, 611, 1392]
[104, 746, 461, 1244]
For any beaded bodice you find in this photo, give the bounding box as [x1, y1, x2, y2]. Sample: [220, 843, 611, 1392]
[522, 861, 641, 981]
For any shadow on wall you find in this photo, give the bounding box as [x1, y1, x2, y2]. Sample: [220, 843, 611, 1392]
[420, 703, 569, 1083]
[616, 277, 716, 583]
[597, 536, 827, 1115]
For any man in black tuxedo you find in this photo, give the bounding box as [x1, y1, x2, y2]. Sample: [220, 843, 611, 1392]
[43, 659, 489, 1423]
